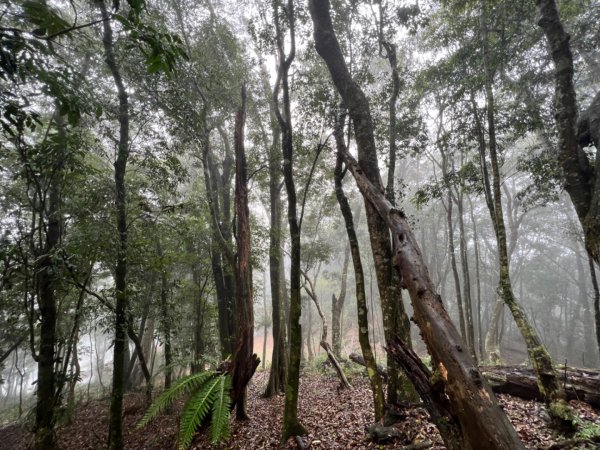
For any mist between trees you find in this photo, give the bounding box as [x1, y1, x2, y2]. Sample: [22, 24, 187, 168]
[0, 0, 599, 449]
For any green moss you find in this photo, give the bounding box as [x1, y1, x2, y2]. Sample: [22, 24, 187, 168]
[549, 400, 578, 433]
[574, 421, 600, 441]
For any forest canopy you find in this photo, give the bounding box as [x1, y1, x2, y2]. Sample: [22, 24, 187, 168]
[0, 0, 599, 449]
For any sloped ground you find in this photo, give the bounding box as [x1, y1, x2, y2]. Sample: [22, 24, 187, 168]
[1, 371, 599, 449]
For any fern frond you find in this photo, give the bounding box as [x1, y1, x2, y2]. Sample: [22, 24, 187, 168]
[209, 374, 232, 443]
[137, 371, 215, 429]
[178, 375, 222, 450]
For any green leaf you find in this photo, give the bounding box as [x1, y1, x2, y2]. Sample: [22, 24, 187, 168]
[178, 376, 222, 450]
[22, 1, 71, 37]
[209, 375, 231, 444]
[137, 371, 215, 429]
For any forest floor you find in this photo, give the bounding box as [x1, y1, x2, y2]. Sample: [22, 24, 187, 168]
[1, 369, 599, 449]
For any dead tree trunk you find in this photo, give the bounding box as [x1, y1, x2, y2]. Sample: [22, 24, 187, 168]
[337, 140, 525, 450]
[301, 270, 350, 389]
[308, 3, 525, 447]
[231, 84, 260, 420]
[481, 365, 600, 408]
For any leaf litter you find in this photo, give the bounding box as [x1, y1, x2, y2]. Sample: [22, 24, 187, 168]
[0, 370, 598, 449]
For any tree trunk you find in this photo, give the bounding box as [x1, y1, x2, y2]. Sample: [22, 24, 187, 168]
[159, 252, 172, 390]
[446, 190, 467, 342]
[481, 0, 574, 430]
[309, 0, 414, 410]
[66, 330, 80, 423]
[456, 189, 476, 361]
[34, 201, 58, 448]
[481, 365, 600, 407]
[231, 84, 260, 420]
[98, 2, 130, 447]
[535, 0, 600, 265]
[467, 195, 484, 359]
[588, 254, 600, 367]
[334, 130, 385, 420]
[273, 1, 307, 441]
[202, 136, 235, 358]
[192, 267, 208, 373]
[309, 3, 525, 447]
[337, 139, 525, 449]
[262, 63, 287, 397]
[331, 245, 349, 359]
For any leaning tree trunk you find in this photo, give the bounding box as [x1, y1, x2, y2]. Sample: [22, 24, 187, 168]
[309, 2, 525, 448]
[97, 1, 131, 448]
[334, 125, 385, 421]
[536, 0, 600, 372]
[337, 143, 525, 450]
[231, 84, 260, 420]
[311, 0, 413, 411]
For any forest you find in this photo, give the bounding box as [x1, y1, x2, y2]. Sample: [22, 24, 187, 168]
[0, 0, 599, 449]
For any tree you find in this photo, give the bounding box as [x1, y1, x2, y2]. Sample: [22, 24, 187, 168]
[96, 2, 132, 448]
[309, 1, 525, 447]
[272, 0, 308, 441]
[230, 84, 260, 419]
[334, 116, 385, 421]
[536, 0, 600, 373]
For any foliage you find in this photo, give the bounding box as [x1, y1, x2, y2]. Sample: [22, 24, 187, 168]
[138, 370, 232, 449]
[574, 421, 600, 442]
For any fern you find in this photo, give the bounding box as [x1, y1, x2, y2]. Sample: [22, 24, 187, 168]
[137, 371, 215, 429]
[209, 374, 232, 443]
[178, 375, 224, 450]
[139, 370, 232, 449]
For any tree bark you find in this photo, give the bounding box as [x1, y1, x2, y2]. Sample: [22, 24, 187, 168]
[97, 2, 130, 447]
[262, 62, 287, 397]
[308, 0, 413, 409]
[331, 244, 349, 359]
[273, 0, 307, 442]
[588, 253, 600, 367]
[481, 0, 574, 430]
[535, 0, 600, 265]
[33, 160, 59, 450]
[309, 4, 525, 446]
[231, 84, 260, 420]
[334, 121, 385, 420]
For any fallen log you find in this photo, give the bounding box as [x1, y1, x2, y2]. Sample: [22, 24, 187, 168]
[349, 356, 600, 409]
[480, 365, 600, 409]
[349, 352, 388, 381]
